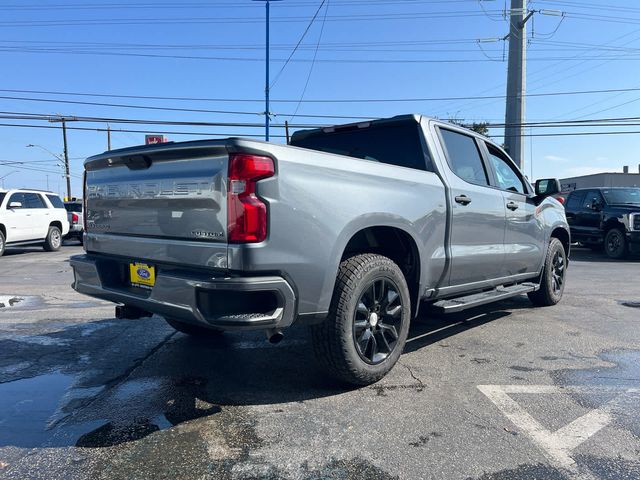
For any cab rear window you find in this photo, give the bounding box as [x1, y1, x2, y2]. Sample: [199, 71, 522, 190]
[291, 122, 432, 172]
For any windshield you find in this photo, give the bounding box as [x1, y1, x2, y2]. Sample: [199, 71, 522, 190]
[602, 188, 640, 205]
[0, 193, 5, 206]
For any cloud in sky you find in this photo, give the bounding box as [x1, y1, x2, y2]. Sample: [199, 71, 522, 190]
[561, 166, 615, 178]
[544, 155, 571, 163]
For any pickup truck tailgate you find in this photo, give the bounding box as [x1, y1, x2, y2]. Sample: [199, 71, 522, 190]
[84, 142, 229, 268]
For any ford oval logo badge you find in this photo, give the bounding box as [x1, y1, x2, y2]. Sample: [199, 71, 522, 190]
[137, 268, 151, 279]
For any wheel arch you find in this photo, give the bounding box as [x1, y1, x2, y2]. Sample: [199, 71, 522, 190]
[0, 223, 5, 239]
[550, 226, 570, 258]
[337, 224, 422, 318]
[49, 220, 63, 232]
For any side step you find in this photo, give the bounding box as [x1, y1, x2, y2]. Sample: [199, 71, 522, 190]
[431, 282, 538, 313]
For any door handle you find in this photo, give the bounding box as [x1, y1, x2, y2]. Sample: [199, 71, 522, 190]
[454, 195, 472, 206]
[506, 201, 519, 211]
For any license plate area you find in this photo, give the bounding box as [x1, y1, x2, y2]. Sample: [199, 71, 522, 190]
[129, 262, 155, 289]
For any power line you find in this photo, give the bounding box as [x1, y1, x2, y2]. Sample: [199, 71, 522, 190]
[0, 121, 288, 138]
[270, 0, 328, 89]
[0, 0, 481, 10]
[0, 110, 326, 128]
[2, 86, 640, 104]
[0, 10, 500, 27]
[290, 0, 330, 120]
[0, 94, 371, 120]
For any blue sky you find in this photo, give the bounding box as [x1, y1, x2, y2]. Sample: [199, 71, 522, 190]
[1, 0, 639, 197]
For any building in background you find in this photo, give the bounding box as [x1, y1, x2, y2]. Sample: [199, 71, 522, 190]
[560, 166, 640, 192]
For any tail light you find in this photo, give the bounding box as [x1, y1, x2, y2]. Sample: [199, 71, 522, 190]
[71, 213, 79, 224]
[227, 153, 275, 243]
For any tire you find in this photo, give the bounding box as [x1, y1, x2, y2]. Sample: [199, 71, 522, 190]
[311, 253, 411, 386]
[528, 237, 567, 307]
[0, 231, 5, 257]
[604, 228, 627, 260]
[43, 226, 62, 252]
[164, 317, 224, 337]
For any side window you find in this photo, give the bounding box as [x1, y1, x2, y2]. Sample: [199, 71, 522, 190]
[24, 193, 46, 209]
[565, 191, 585, 210]
[7, 193, 25, 208]
[439, 128, 489, 186]
[47, 195, 65, 209]
[582, 190, 603, 209]
[486, 145, 527, 194]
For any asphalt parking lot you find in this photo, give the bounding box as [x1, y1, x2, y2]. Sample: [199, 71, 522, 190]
[0, 245, 639, 480]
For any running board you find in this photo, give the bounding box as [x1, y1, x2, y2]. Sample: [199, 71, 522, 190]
[431, 282, 539, 313]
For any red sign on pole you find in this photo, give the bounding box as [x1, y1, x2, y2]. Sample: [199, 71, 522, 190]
[145, 134, 168, 145]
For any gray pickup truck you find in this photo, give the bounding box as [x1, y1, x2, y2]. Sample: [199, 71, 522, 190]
[70, 115, 569, 385]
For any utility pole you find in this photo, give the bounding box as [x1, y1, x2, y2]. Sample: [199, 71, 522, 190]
[47, 116, 74, 199]
[504, 0, 533, 169]
[107, 125, 112, 150]
[61, 119, 71, 200]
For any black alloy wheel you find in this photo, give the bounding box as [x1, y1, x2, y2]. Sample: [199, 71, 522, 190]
[550, 249, 565, 296]
[353, 278, 404, 365]
[604, 228, 627, 259]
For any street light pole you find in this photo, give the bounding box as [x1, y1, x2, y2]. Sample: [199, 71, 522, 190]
[26, 143, 68, 194]
[265, 0, 270, 141]
[0, 170, 19, 189]
[253, 0, 281, 141]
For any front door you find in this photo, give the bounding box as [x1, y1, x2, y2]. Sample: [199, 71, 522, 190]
[4, 193, 31, 242]
[483, 143, 544, 276]
[437, 127, 506, 286]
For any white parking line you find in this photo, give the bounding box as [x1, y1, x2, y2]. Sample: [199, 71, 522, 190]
[478, 385, 639, 480]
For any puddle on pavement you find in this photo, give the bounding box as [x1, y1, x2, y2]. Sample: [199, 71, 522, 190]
[618, 300, 640, 309]
[0, 370, 220, 449]
[0, 295, 43, 311]
[0, 371, 74, 448]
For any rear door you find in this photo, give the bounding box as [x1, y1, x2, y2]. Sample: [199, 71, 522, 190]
[482, 143, 544, 276]
[576, 190, 605, 242]
[564, 191, 587, 241]
[437, 127, 506, 285]
[24, 193, 49, 239]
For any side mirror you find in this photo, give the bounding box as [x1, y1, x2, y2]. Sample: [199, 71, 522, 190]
[8, 201, 22, 209]
[535, 179, 561, 197]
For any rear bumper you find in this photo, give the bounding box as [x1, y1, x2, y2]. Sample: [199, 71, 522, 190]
[70, 254, 297, 331]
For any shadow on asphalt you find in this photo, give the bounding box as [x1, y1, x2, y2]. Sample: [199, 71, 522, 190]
[570, 246, 640, 263]
[1, 242, 80, 257]
[0, 294, 534, 450]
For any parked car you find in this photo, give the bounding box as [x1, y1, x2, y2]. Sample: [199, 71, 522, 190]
[0, 189, 69, 256]
[69, 114, 569, 385]
[564, 187, 640, 259]
[64, 200, 84, 243]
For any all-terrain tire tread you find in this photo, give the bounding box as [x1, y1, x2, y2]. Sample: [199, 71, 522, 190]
[311, 253, 409, 385]
[528, 237, 565, 307]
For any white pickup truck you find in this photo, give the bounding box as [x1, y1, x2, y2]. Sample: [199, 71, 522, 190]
[0, 188, 69, 256]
